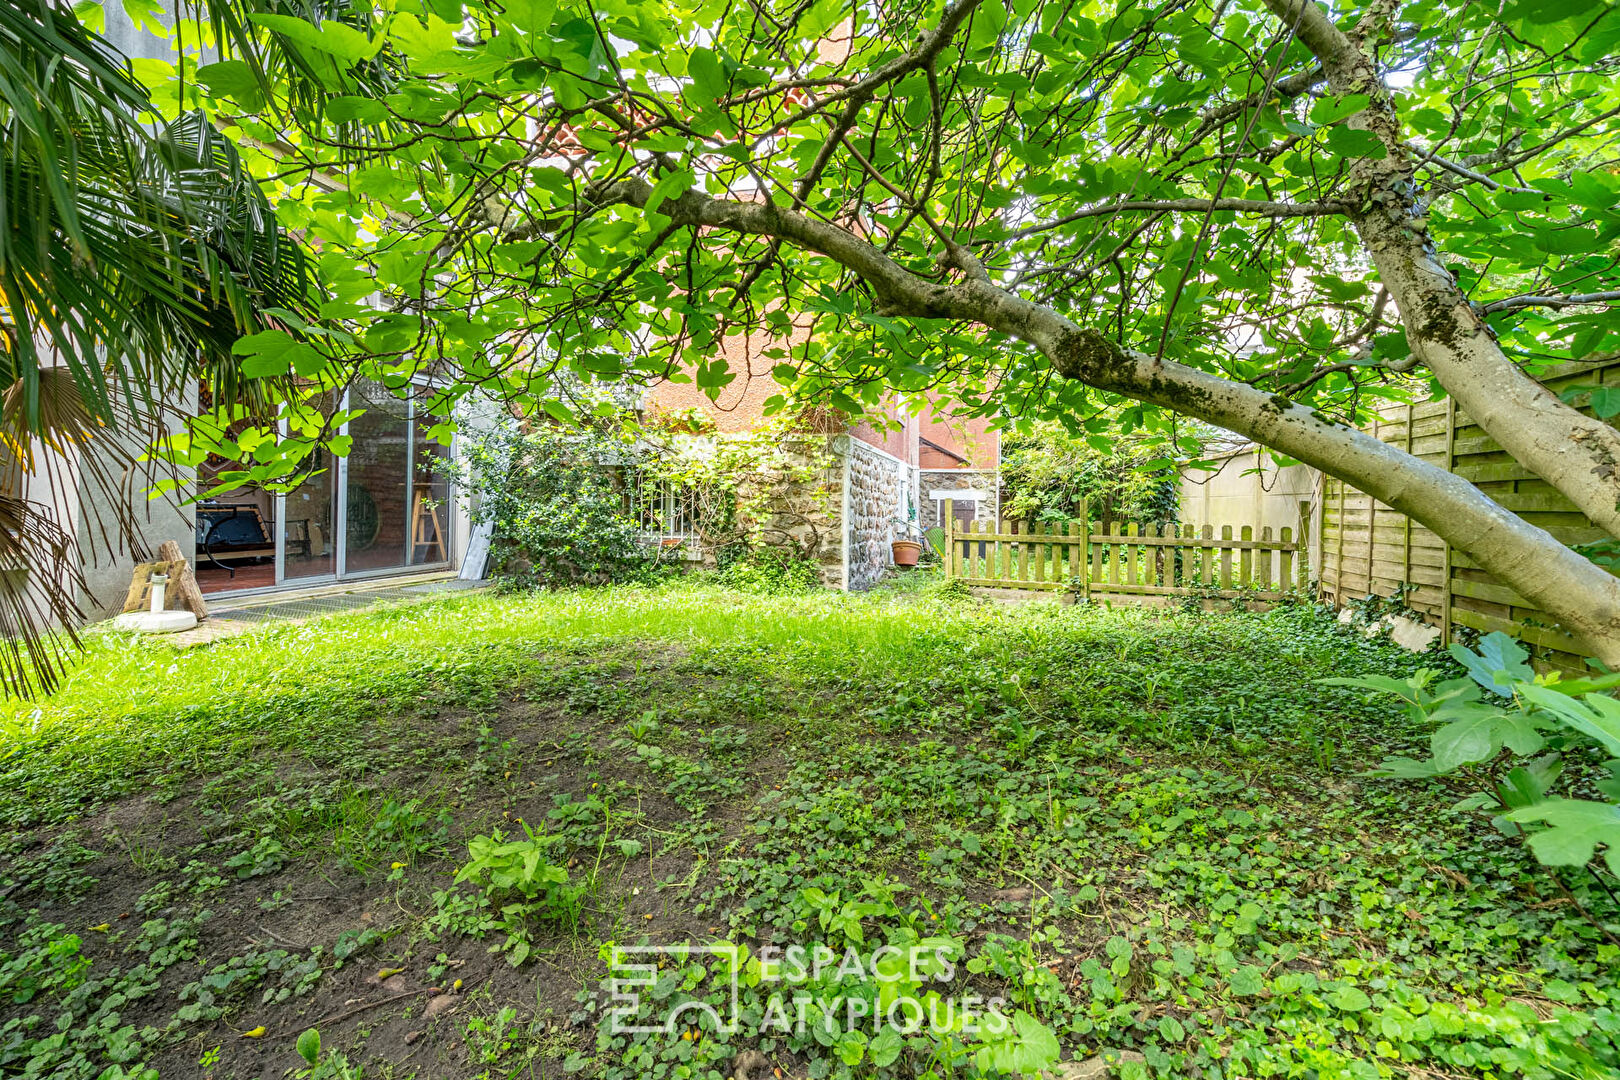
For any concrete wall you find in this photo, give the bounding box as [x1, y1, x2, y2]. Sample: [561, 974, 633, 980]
[1180, 445, 1317, 538]
[19, 379, 198, 623]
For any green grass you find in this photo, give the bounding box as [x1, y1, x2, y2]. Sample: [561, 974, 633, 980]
[1, 580, 1617, 1080]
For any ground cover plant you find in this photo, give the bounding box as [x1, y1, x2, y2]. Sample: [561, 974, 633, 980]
[1, 582, 1617, 1079]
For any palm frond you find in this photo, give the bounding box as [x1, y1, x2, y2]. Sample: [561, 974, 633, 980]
[0, 492, 89, 698]
[0, 1, 330, 696]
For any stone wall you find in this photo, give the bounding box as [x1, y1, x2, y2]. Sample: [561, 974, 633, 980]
[642, 434, 844, 584]
[745, 437, 844, 586]
[844, 439, 914, 591]
[918, 469, 999, 531]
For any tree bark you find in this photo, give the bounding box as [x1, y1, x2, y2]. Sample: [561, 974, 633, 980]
[1258, 0, 1620, 545]
[589, 176, 1620, 663]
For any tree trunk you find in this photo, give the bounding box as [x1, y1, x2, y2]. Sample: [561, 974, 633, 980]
[1260, 0, 1620, 544]
[953, 284, 1620, 665]
[597, 174, 1620, 663]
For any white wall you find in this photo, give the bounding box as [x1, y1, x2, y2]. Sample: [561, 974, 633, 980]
[1180, 446, 1317, 540]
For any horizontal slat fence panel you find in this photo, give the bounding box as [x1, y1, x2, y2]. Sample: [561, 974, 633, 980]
[1319, 361, 1620, 670]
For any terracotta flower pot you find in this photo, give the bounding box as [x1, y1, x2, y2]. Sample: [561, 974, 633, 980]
[891, 540, 923, 567]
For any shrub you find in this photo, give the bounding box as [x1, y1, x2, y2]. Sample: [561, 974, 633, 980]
[1331, 632, 1620, 883]
[457, 423, 663, 587]
[432, 824, 582, 965]
[714, 547, 824, 593]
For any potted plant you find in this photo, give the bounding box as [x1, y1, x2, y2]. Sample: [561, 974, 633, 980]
[891, 504, 924, 567]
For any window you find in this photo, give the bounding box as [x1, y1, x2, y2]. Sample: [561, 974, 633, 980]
[636, 478, 698, 542]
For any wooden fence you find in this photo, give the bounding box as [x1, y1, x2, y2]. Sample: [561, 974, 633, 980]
[1320, 357, 1619, 667]
[941, 498, 1309, 602]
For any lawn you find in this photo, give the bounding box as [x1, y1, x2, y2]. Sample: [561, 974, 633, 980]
[1, 581, 1616, 1080]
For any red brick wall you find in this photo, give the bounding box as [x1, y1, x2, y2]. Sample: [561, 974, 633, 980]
[644, 327, 799, 432]
[918, 402, 997, 469]
[642, 326, 994, 472]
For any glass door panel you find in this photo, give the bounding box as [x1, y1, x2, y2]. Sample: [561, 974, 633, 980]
[344, 382, 412, 574]
[283, 447, 338, 580]
[408, 407, 451, 565]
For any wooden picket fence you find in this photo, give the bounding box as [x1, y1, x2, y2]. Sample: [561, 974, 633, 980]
[941, 499, 1309, 602]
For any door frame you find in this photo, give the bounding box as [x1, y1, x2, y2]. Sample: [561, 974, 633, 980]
[212, 380, 453, 596]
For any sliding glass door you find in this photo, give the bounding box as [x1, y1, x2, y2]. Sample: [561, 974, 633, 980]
[283, 447, 339, 581]
[200, 381, 452, 595]
[344, 381, 413, 576]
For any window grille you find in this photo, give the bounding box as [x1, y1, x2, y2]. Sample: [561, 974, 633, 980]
[636, 478, 698, 542]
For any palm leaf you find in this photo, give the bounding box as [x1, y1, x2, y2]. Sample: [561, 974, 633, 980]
[0, 0, 330, 696]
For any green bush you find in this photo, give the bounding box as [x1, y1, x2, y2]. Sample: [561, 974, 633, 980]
[457, 424, 663, 587]
[714, 546, 823, 593]
[432, 824, 582, 965]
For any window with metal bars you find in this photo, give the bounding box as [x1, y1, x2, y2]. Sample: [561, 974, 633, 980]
[635, 477, 698, 542]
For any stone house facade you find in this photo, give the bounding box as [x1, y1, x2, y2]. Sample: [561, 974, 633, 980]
[640, 335, 999, 590]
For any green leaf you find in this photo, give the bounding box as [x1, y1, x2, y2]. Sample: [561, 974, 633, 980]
[1450, 632, 1533, 696]
[250, 13, 384, 63]
[1506, 798, 1620, 874]
[1518, 685, 1620, 757]
[868, 1026, 903, 1068]
[1321, 126, 1386, 159]
[324, 96, 390, 125]
[295, 1029, 321, 1067]
[1430, 705, 1543, 771]
[389, 13, 458, 60]
[1370, 756, 1443, 778]
[1228, 965, 1265, 996]
[1157, 1015, 1187, 1043]
[1533, 225, 1600, 255]
[643, 168, 694, 218]
[1309, 94, 1371, 126]
[1009, 1010, 1060, 1071]
[686, 47, 727, 107]
[1317, 673, 1428, 705]
[1506, 0, 1603, 24]
[504, 0, 558, 35]
[969, 2, 1009, 49]
[194, 60, 265, 111]
[1329, 985, 1372, 1012]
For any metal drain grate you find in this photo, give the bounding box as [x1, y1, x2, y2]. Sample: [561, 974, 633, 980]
[211, 591, 406, 625]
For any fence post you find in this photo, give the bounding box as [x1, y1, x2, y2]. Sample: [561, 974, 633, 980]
[1368, 414, 1379, 596]
[1402, 402, 1414, 594]
[1080, 499, 1091, 601]
[943, 498, 954, 580]
[1441, 394, 1457, 646]
[1297, 500, 1311, 593]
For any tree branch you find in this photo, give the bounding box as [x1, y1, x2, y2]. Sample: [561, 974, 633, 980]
[1482, 290, 1620, 315]
[984, 196, 1349, 246]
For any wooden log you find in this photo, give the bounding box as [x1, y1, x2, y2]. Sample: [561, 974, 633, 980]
[156, 540, 209, 619]
[122, 559, 189, 614]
